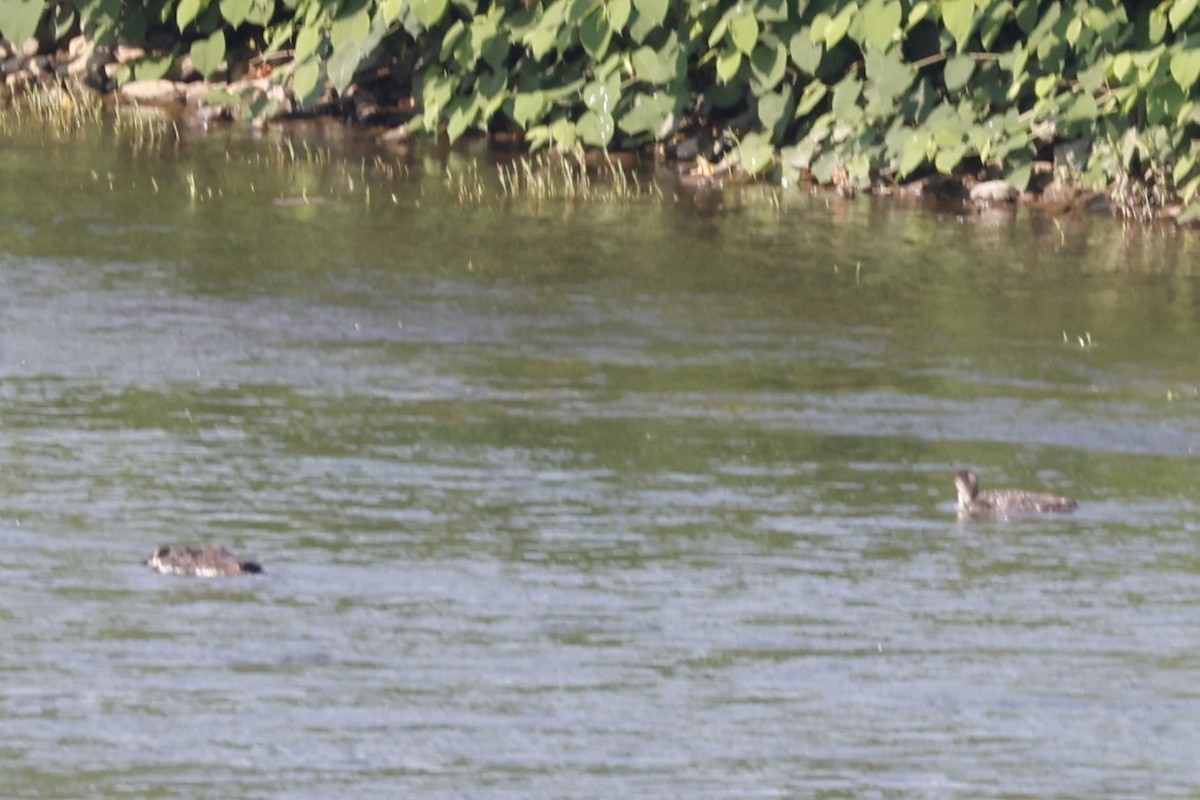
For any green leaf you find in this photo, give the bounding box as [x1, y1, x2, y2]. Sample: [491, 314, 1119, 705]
[443, 97, 474, 141]
[737, 132, 775, 176]
[381, 0, 406, 23]
[1170, 48, 1200, 92]
[749, 39, 787, 94]
[789, 31, 822, 74]
[1004, 151, 1033, 191]
[292, 59, 323, 105]
[618, 91, 675, 136]
[583, 72, 621, 114]
[411, 0, 448, 29]
[190, 29, 226, 77]
[550, 117, 578, 148]
[795, 81, 827, 116]
[757, 89, 789, 138]
[607, 0, 631, 32]
[0, 0, 43, 43]
[219, 0, 248, 27]
[716, 46, 741, 83]
[730, 12, 758, 55]
[941, 0, 974, 50]
[632, 0, 667, 29]
[580, 9, 612, 58]
[295, 24, 321, 61]
[861, 0, 902, 50]
[1170, 0, 1198, 31]
[898, 130, 927, 176]
[176, 0, 207, 29]
[330, 5, 370, 48]
[632, 45, 672, 83]
[824, 3, 856, 48]
[943, 54, 974, 91]
[512, 91, 548, 128]
[831, 74, 861, 117]
[1110, 51, 1132, 82]
[577, 109, 615, 146]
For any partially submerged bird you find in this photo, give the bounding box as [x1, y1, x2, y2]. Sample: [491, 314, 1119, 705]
[144, 545, 263, 577]
[955, 470, 1077, 518]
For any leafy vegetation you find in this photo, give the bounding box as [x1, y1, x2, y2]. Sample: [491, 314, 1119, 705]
[3, 0, 1200, 217]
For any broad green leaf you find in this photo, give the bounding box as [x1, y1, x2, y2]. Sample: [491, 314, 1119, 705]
[632, 0, 667, 29]
[219, 0, 248, 27]
[607, 0, 631, 32]
[809, 12, 830, 44]
[737, 132, 774, 175]
[730, 13, 758, 55]
[476, 70, 507, 119]
[381, 0, 406, 23]
[176, 0, 207, 29]
[789, 31, 822, 74]
[749, 39, 787, 94]
[331, 5, 370, 48]
[861, 0, 901, 50]
[292, 59, 323, 105]
[757, 89, 789, 138]
[583, 72, 621, 113]
[0, 0, 43, 43]
[758, 0, 788, 23]
[1170, 0, 1198, 31]
[824, 4, 855, 48]
[831, 74, 861, 117]
[295, 24, 321, 61]
[1170, 48, 1200, 92]
[898, 130, 927, 176]
[126, 53, 174, 82]
[1148, 7, 1167, 43]
[550, 117, 578, 148]
[577, 109, 615, 146]
[411, 0, 448, 29]
[1004, 151, 1033, 191]
[244, 0, 272, 26]
[716, 47, 741, 83]
[943, 54, 974, 91]
[795, 81, 827, 116]
[618, 91, 674, 136]
[443, 97, 474, 141]
[941, 0, 974, 50]
[190, 29, 226, 77]
[580, 9, 612, 58]
[512, 91, 548, 128]
[1110, 50, 1132, 82]
[865, 48, 913, 105]
[632, 45, 673, 83]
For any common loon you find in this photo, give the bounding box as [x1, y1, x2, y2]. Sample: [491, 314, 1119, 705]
[955, 470, 1077, 517]
[145, 545, 264, 576]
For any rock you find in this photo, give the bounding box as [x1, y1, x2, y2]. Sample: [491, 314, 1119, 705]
[20, 37, 39, 59]
[118, 79, 185, 105]
[114, 44, 146, 64]
[969, 179, 1017, 204]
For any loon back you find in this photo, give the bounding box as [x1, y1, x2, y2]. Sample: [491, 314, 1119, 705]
[955, 470, 1077, 517]
[145, 545, 264, 577]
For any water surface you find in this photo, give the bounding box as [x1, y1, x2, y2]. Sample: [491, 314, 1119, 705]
[2, 122, 1200, 798]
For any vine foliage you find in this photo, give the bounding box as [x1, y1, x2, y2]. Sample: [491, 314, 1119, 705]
[4, 0, 1200, 213]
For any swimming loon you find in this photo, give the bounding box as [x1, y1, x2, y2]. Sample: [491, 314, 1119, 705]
[145, 545, 264, 576]
[955, 470, 1077, 517]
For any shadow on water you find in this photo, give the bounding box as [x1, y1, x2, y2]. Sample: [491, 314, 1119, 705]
[1, 124, 1200, 797]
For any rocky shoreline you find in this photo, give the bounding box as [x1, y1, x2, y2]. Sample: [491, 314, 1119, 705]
[1, 32, 1193, 226]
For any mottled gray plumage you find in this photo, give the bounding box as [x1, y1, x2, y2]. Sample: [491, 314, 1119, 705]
[145, 545, 263, 576]
[955, 470, 1077, 518]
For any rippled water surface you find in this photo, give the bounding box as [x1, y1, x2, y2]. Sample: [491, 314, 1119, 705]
[2, 123, 1200, 797]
